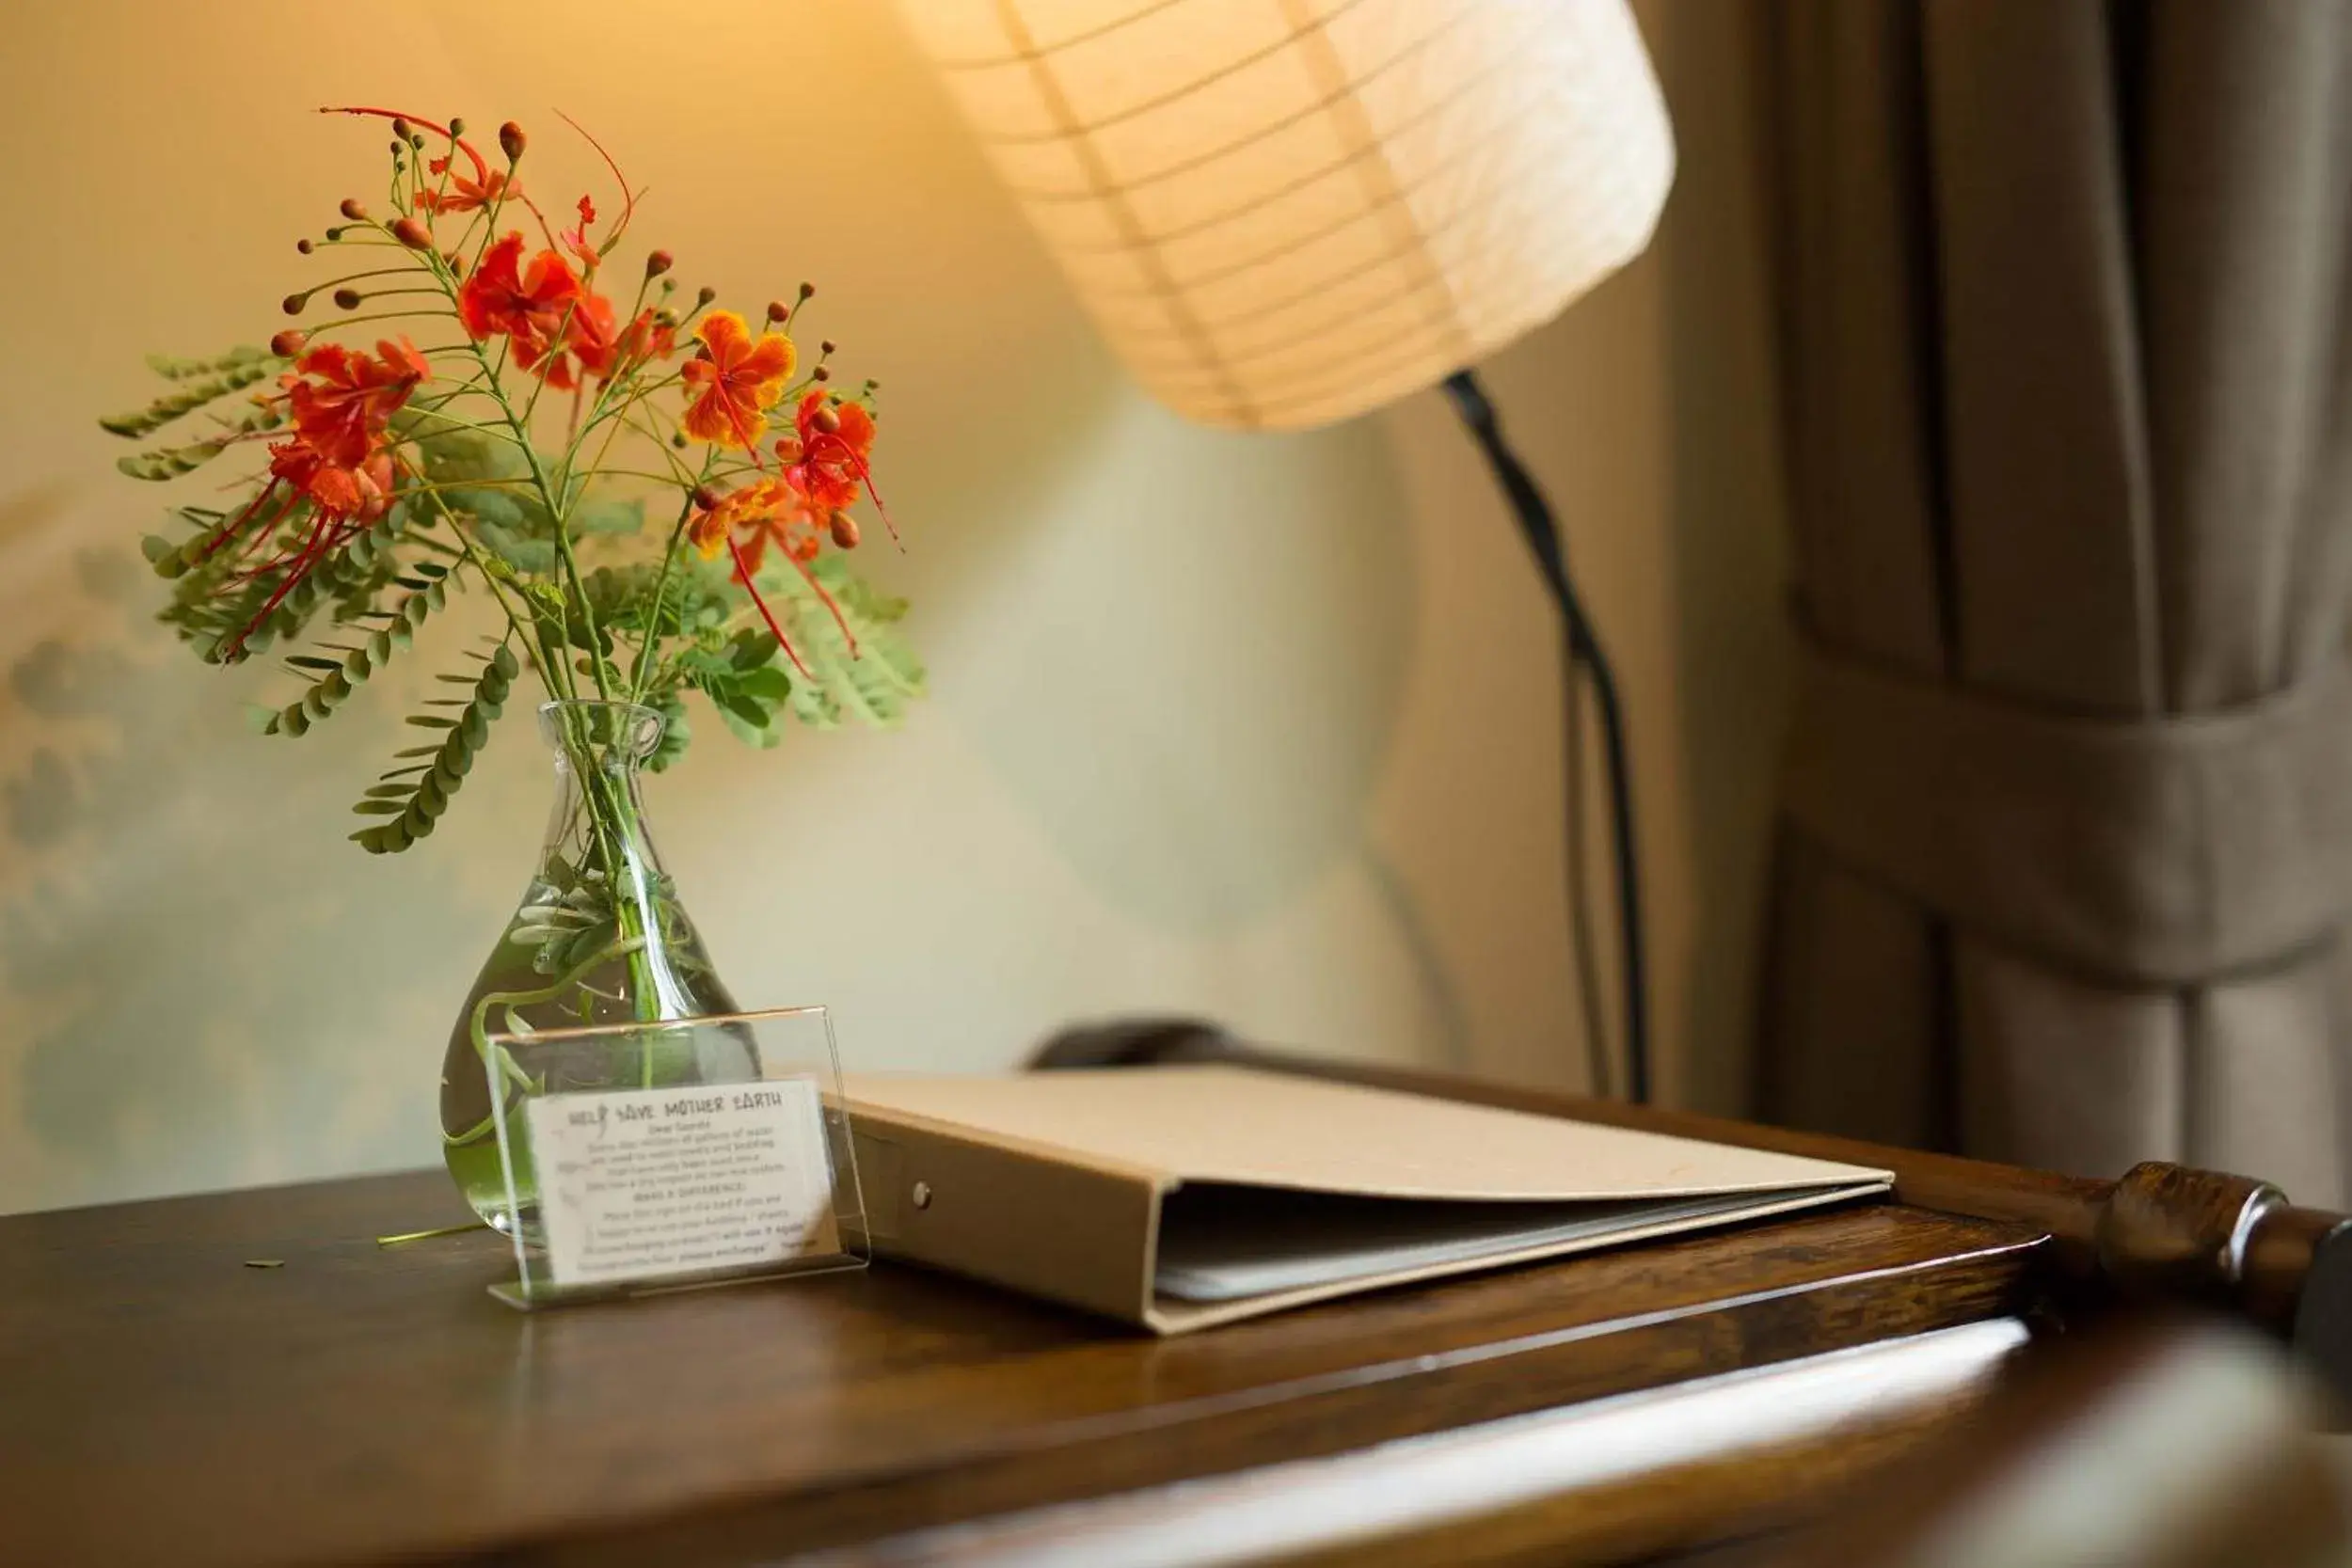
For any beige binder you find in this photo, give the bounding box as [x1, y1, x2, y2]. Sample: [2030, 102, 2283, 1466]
[842, 1066, 1892, 1334]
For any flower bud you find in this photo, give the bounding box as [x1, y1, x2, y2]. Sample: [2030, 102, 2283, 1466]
[390, 216, 432, 250]
[692, 485, 723, 511]
[811, 366, 831, 383]
[333, 287, 364, 310]
[499, 121, 526, 163]
[339, 198, 369, 222]
[670, 433, 689, 450]
[442, 250, 465, 272]
[644, 249, 673, 279]
[270, 329, 308, 358]
[447, 116, 467, 136]
[829, 513, 861, 550]
[391, 117, 412, 140]
[819, 339, 835, 355]
[295, 238, 314, 255]
[811, 404, 841, 435]
[281, 292, 309, 315]
[798, 281, 815, 300]
[695, 285, 717, 307]
[324, 226, 345, 242]
[765, 300, 788, 324]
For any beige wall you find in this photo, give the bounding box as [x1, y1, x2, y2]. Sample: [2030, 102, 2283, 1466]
[0, 0, 1788, 1212]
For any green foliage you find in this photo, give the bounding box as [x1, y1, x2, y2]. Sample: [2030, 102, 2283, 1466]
[645, 689, 690, 773]
[262, 563, 450, 736]
[672, 627, 798, 748]
[398, 415, 644, 574]
[147, 504, 410, 664]
[584, 560, 729, 639]
[117, 401, 286, 482]
[765, 555, 925, 731]
[99, 347, 279, 439]
[350, 641, 517, 854]
[145, 347, 278, 382]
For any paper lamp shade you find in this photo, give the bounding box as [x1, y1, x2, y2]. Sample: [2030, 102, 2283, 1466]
[894, 0, 1675, 431]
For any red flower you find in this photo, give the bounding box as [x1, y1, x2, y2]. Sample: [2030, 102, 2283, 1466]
[776, 391, 872, 511]
[679, 309, 796, 451]
[279, 338, 429, 470]
[775, 391, 893, 543]
[609, 309, 676, 375]
[561, 195, 599, 271]
[458, 233, 582, 361]
[268, 441, 397, 519]
[520, 290, 619, 392]
[211, 338, 425, 660]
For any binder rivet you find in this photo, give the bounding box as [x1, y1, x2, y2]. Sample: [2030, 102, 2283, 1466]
[912, 1181, 933, 1211]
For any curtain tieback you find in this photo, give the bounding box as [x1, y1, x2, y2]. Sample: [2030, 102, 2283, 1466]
[1780, 643, 2352, 987]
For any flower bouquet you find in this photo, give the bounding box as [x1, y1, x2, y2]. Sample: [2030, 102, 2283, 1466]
[99, 108, 922, 1229]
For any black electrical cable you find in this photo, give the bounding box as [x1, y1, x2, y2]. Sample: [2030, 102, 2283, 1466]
[1440, 368, 1651, 1106]
[1561, 626, 1613, 1100]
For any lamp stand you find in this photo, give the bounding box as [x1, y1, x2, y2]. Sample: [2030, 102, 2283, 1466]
[1441, 369, 1651, 1105]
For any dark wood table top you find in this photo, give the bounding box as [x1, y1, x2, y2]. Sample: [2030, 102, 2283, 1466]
[0, 1169, 2045, 1567]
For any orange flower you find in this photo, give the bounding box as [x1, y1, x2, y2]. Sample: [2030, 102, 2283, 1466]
[687, 479, 824, 572]
[279, 338, 429, 470]
[215, 337, 424, 660]
[415, 163, 517, 216]
[679, 310, 795, 451]
[458, 233, 582, 360]
[268, 441, 396, 518]
[684, 477, 863, 675]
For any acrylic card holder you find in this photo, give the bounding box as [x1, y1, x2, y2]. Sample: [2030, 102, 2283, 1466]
[480, 1006, 867, 1308]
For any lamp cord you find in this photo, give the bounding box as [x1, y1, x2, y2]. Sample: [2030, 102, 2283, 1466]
[1440, 368, 1651, 1106]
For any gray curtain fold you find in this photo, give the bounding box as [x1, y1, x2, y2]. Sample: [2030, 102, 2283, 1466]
[1755, 0, 2352, 1204]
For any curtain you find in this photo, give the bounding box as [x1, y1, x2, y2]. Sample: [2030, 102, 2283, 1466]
[1754, 0, 2352, 1204]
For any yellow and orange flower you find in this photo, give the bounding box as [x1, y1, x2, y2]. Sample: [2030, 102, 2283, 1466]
[684, 477, 864, 676]
[679, 310, 796, 451]
[686, 478, 825, 572]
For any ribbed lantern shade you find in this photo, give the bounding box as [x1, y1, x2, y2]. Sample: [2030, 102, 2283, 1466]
[893, 0, 1675, 432]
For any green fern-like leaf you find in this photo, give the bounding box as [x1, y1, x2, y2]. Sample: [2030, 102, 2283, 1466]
[351, 641, 516, 854]
[145, 346, 278, 382]
[117, 401, 286, 482]
[101, 349, 279, 438]
[397, 415, 645, 573]
[766, 555, 924, 732]
[157, 504, 410, 664]
[646, 689, 690, 772]
[262, 564, 451, 736]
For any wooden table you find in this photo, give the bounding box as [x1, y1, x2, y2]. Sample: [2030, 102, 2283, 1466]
[6, 1042, 2344, 1566]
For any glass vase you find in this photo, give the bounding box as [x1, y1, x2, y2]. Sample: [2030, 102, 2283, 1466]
[439, 699, 750, 1237]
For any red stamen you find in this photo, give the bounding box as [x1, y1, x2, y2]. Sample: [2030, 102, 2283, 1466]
[807, 434, 898, 546]
[553, 109, 636, 251]
[725, 535, 811, 677]
[200, 479, 290, 561]
[222, 506, 333, 659]
[318, 105, 489, 185]
[784, 546, 860, 656]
